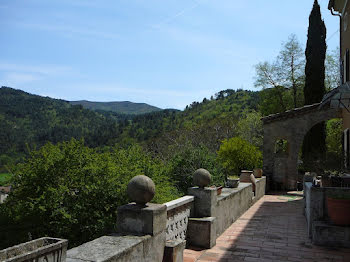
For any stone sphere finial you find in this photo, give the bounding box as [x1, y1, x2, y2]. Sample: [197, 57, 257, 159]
[127, 175, 155, 205]
[193, 168, 211, 188]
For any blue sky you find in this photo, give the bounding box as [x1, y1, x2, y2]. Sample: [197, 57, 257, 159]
[0, 0, 340, 109]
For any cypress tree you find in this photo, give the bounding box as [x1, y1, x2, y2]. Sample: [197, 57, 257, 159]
[302, 0, 327, 163]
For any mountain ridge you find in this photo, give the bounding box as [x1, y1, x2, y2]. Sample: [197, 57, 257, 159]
[69, 100, 162, 115]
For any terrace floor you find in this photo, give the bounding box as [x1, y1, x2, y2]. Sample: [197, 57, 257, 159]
[184, 193, 350, 262]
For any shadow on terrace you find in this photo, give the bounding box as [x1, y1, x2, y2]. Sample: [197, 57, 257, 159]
[184, 192, 350, 262]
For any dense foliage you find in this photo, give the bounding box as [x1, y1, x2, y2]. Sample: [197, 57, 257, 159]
[0, 87, 120, 172]
[69, 100, 161, 115]
[217, 137, 262, 178]
[0, 140, 179, 249]
[0, 173, 11, 186]
[167, 143, 225, 195]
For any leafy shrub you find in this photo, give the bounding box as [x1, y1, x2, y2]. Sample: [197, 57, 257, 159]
[168, 143, 225, 195]
[217, 137, 262, 177]
[0, 173, 12, 186]
[0, 139, 179, 249]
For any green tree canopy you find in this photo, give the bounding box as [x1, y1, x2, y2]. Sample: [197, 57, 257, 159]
[217, 137, 262, 178]
[0, 139, 179, 249]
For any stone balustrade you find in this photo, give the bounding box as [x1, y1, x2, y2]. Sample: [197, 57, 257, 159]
[187, 177, 266, 248]
[164, 195, 194, 242]
[0, 171, 267, 262]
[162, 196, 194, 262]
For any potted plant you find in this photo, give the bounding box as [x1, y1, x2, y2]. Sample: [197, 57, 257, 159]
[327, 193, 350, 226]
[226, 175, 240, 188]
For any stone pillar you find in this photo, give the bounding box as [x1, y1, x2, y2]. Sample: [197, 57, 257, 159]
[186, 169, 217, 248]
[187, 187, 217, 217]
[116, 175, 167, 262]
[162, 239, 186, 262]
[117, 203, 167, 236]
[117, 175, 167, 236]
[67, 175, 167, 262]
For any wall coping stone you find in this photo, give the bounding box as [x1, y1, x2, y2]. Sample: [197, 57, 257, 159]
[164, 196, 194, 211]
[216, 178, 265, 202]
[217, 183, 251, 201]
[66, 235, 150, 262]
[0, 237, 68, 262]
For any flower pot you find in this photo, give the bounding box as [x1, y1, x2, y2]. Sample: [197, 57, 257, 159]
[253, 168, 262, 178]
[327, 197, 350, 226]
[0, 237, 68, 262]
[226, 178, 239, 188]
[240, 170, 253, 182]
[217, 186, 223, 195]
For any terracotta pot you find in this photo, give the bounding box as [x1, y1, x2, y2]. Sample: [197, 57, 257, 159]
[226, 178, 239, 188]
[327, 197, 350, 225]
[240, 170, 253, 182]
[217, 186, 223, 195]
[253, 168, 263, 178]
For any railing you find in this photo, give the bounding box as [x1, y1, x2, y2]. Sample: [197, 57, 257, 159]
[0, 174, 267, 261]
[164, 195, 194, 241]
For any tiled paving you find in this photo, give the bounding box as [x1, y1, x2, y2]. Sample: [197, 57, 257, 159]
[184, 193, 350, 262]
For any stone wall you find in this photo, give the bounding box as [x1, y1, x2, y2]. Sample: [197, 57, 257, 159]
[304, 182, 350, 247]
[0, 237, 68, 262]
[66, 203, 167, 262]
[66, 234, 165, 262]
[187, 177, 266, 248]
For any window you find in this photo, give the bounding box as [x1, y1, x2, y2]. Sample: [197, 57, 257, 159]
[274, 139, 289, 156]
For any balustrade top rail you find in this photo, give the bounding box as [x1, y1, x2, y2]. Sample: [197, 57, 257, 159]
[164, 195, 194, 211]
[164, 195, 194, 242]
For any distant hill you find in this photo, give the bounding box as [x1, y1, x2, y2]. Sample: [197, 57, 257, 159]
[117, 89, 260, 145]
[0, 87, 121, 170]
[69, 100, 162, 115]
[0, 86, 261, 170]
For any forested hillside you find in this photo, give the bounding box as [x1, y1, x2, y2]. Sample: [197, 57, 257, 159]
[0, 87, 262, 172]
[117, 89, 261, 152]
[70, 100, 161, 115]
[0, 87, 119, 171]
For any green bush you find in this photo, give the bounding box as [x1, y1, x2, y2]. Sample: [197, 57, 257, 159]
[0, 173, 12, 186]
[217, 137, 262, 177]
[0, 139, 179, 249]
[168, 144, 225, 195]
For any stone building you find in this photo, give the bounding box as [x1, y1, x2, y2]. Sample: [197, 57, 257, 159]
[262, 1, 350, 190]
